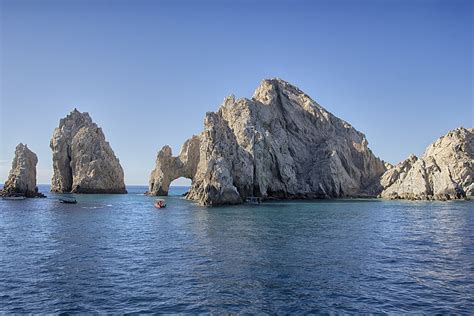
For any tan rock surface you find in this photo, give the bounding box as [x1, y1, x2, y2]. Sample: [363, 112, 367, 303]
[148, 78, 386, 205]
[50, 109, 126, 194]
[381, 127, 473, 200]
[148, 136, 200, 195]
[1, 143, 43, 197]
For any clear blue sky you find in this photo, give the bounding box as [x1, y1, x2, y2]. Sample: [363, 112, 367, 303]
[1, 0, 472, 185]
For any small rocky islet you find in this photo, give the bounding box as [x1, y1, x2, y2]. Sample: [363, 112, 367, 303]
[2, 109, 126, 197]
[1, 78, 473, 203]
[50, 109, 126, 194]
[0, 143, 45, 198]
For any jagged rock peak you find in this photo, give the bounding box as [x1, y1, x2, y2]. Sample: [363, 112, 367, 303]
[1, 143, 44, 197]
[148, 78, 387, 205]
[50, 109, 127, 194]
[380, 127, 473, 200]
[253, 78, 306, 104]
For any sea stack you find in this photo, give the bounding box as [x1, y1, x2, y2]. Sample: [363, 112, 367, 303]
[1, 143, 44, 197]
[50, 109, 126, 193]
[380, 127, 473, 200]
[148, 78, 387, 205]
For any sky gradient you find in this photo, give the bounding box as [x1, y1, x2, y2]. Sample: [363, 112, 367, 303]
[1, 0, 472, 185]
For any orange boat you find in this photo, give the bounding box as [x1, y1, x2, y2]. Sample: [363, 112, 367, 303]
[154, 199, 166, 209]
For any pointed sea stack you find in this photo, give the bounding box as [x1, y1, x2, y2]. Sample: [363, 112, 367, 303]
[148, 78, 387, 205]
[50, 109, 127, 193]
[1, 143, 45, 197]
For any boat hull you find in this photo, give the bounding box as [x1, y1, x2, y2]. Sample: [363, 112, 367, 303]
[2, 196, 26, 200]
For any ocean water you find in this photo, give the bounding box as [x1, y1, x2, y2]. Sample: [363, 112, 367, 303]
[0, 185, 473, 313]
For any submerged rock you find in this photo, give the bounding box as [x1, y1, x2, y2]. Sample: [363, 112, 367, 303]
[1, 143, 45, 198]
[380, 127, 473, 200]
[148, 78, 387, 205]
[50, 109, 126, 194]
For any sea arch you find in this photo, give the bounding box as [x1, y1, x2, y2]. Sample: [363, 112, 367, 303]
[148, 135, 200, 196]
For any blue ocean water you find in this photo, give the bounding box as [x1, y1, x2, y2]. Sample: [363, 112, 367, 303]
[0, 184, 473, 313]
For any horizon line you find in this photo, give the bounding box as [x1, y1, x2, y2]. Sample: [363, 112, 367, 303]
[2, 183, 191, 187]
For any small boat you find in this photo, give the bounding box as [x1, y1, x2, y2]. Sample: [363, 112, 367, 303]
[154, 199, 166, 209]
[59, 197, 77, 204]
[2, 196, 26, 200]
[245, 197, 262, 204]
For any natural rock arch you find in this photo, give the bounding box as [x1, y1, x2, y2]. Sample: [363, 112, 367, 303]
[147, 78, 388, 205]
[148, 135, 200, 196]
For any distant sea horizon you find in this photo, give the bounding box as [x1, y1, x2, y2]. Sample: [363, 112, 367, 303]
[1, 187, 472, 313]
[0, 184, 190, 188]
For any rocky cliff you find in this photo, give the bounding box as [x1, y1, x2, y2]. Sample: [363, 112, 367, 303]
[380, 127, 473, 200]
[148, 78, 386, 205]
[50, 109, 126, 193]
[1, 143, 44, 197]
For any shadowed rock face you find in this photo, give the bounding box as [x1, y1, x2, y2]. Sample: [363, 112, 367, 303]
[148, 78, 387, 205]
[1, 143, 44, 197]
[50, 109, 126, 194]
[381, 127, 473, 200]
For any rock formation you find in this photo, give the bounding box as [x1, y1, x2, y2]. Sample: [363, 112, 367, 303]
[1, 143, 44, 197]
[380, 127, 473, 200]
[148, 78, 387, 205]
[148, 136, 200, 195]
[50, 109, 126, 193]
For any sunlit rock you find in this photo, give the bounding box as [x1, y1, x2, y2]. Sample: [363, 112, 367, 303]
[381, 127, 473, 200]
[1, 143, 44, 197]
[148, 78, 387, 205]
[50, 109, 126, 194]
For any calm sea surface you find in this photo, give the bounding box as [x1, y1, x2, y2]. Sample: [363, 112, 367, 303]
[0, 185, 473, 313]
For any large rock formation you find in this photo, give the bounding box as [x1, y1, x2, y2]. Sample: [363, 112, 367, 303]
[50, 109, 126, 193]
[380, 127, 473, 200]
[148, 78, 387, 205]
[1, 143, 44, 197]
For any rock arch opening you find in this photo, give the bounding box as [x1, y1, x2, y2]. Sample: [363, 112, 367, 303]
[147, 136, 201, 197]
[169, 177, 192, 196]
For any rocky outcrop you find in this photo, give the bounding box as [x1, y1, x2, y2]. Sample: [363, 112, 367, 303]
[148, 78, 387, 205]
[1, 143, 44, 197]
[50, 109, 126, 194]
[148, 136, 200, 195]
[380, 127, 473, 200]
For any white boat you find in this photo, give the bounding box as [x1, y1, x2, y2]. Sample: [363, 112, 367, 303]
[2, 196, 26, 200]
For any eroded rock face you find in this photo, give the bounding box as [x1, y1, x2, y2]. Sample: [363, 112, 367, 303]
[148, 78, 387, 205]
[1, 143, 44, 197]
[380, 127, 473, 200]
[148, 136, 200, 195]
[50, 109, 126, 193]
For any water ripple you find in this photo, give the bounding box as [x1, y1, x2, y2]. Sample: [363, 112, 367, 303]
[0, 186, 473, 313]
